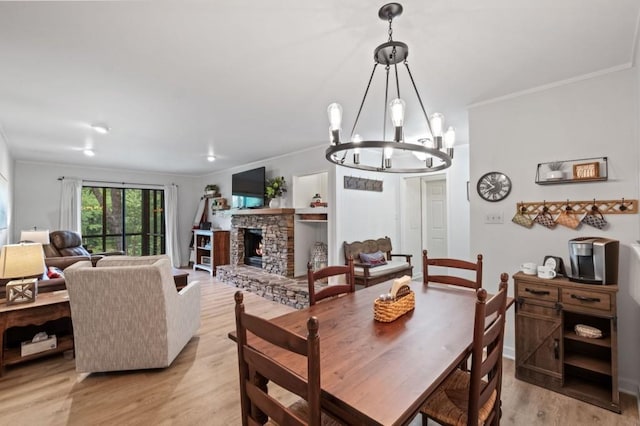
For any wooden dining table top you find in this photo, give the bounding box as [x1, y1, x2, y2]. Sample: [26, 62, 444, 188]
[231, 281, 511, 426]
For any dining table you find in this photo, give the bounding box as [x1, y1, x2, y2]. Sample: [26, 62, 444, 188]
[230, 280, 511, 426]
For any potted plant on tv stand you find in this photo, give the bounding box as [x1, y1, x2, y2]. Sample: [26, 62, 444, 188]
[265, 176, 287, 208]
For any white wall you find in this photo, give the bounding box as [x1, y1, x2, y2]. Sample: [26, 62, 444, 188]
[13, 161, 201, 265]
[0, 131, 12, 246]
[469, 69, 640, 392]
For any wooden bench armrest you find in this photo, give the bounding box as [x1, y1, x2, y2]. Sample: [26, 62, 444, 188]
[354, 262, 372, 277]
[390, 253, 413, 265]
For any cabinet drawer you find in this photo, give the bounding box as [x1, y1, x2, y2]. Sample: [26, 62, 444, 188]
[561, 288, 611, 312]
[517, 282, 558, 303]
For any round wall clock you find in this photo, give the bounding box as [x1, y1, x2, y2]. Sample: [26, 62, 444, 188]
[477, 172, 512, 202]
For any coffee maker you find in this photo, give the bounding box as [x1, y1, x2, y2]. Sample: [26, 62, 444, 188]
[568, 237, 619, 285]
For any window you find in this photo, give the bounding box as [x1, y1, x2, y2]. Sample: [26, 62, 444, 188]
[81, 186, 165, 256]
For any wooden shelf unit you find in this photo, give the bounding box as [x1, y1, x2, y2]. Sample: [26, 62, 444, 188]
[193, 230, 230, 276]
[514, 273, 619, 413]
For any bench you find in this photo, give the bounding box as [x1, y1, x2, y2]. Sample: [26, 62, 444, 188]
[343, 236, 413, 287]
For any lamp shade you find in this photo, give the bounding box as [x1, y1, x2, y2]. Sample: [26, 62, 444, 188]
[20, 230, 50, 245]
[0, 243, 46, 279]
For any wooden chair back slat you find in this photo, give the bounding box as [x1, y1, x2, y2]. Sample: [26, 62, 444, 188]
[245, 347, 309, 399]
[467, 274, 508, 426]
[422, 250, 483, 290]
[307, 257, 355, 306]
[234, 291, 322, 426]
[246, 382, 306, 426]
[242, 313, 308, 355]
[425, 274, 478, 289]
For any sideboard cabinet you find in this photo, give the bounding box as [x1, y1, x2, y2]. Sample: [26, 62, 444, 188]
[514, 272, 619, 413]
[193, 230, 230, 276]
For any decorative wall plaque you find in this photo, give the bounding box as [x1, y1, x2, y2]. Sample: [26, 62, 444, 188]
[344, 176, 383, 192]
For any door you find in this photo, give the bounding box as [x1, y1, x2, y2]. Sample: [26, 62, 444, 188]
[422, 179, 447, 258]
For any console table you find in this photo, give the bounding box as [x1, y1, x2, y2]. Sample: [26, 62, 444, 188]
[0, 291, 73, 375]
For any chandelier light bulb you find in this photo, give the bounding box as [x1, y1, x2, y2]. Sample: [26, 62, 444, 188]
[389, 98, 406, 127]
[352, 134, 362, 164]
[352, 134, 362, 154]
[327, 103, 343, 131]
[384, 146, 394, 159]
[327, 103, 343, 144]
[444, 126, 456, 148]
[83, 149, 95, 157]
[207, 155, 216, 162]
[430, 113, 444, 137]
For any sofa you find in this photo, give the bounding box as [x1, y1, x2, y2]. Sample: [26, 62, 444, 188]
[343, 236, 413, 287]
[0, 255, 92, 299]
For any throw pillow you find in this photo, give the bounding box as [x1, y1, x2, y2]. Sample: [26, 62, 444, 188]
[359, 251, 387, 267]
[47, 266, 65, 279]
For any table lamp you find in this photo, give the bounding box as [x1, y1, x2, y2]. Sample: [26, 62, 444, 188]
[0, 243, 45, 305]
[20, 229, 50, 245]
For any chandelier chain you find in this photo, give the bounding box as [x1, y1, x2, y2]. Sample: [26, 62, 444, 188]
[404, 61, 434, 138]
[388, 17, 393, 41]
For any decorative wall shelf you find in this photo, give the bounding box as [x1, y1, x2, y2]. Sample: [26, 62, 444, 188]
[516, 199, 637, 216]
[535, 157, 608, 185]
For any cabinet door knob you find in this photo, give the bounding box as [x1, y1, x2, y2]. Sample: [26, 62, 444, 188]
[553, 339, 560, 359]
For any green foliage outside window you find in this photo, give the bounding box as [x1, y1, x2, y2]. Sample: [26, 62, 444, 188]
[81, 187, 165, 256]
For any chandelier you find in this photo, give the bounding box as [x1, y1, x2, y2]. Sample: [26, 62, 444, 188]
[325, 3, 455, 173]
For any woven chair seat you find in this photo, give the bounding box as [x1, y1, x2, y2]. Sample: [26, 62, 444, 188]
[421, 369, 496, 426]
[265, 399, 346, 426]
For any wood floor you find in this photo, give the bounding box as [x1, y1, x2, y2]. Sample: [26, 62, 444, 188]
[0, 270, 637, 426]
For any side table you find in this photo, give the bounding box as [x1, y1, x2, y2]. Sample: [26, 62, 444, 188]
[0, 291, 73, 375]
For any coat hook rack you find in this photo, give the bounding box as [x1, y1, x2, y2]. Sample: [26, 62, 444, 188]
[516, 199, 637, 215]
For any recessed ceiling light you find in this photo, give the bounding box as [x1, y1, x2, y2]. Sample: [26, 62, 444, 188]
[83, 149, 95, 157]
[207, 155, 216, 162]
[91, 123, 110, 134]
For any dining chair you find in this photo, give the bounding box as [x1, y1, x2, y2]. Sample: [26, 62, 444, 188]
[422, 250, 483, 290]
[420, 273, 509, 426]
[306, 257, 355, 306]
[233, 291, 344, 426]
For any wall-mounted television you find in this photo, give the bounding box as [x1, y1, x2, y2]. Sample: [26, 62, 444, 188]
[232, 166, 265, 209]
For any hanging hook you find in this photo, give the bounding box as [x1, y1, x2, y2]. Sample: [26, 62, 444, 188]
[566, 199, 572, 212]
[620, 198, 627, 212]
[542, 200, 548, 213]
[591, 199, 598, 212]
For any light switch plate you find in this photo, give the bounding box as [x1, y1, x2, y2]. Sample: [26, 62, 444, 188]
[484, 212, 504, 224]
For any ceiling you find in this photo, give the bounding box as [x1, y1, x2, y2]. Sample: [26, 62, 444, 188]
[0, 1, 638, 176]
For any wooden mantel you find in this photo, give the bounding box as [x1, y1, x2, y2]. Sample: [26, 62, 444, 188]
[231, 208, 295, 216]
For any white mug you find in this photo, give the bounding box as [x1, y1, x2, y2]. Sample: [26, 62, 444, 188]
[537, 265, 557, 279]
[520, 262, 537, 275]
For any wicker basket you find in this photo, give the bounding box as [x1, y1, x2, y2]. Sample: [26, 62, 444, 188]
[373, 291, 416, 322]
[574, 324, 603, 339]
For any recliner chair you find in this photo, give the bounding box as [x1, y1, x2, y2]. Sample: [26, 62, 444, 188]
[44, 230, 124, 258]
[64, 256, 201, 372]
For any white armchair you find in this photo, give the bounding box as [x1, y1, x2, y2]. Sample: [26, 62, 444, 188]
[64, 255, 200, 373]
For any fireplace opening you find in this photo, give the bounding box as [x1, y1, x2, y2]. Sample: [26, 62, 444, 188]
[244, 228, 263, 268]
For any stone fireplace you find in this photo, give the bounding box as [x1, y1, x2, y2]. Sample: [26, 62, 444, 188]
[230, 209, 295, 277]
